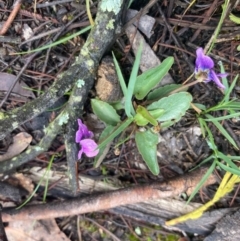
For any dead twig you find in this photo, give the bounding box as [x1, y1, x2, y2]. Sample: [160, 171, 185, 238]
[0, 205, 8, 241]
[2, 168, 217, 222]
[157, 4, 194, 72]
[189, 0, 219, 42]
[0, 0, 22, 35]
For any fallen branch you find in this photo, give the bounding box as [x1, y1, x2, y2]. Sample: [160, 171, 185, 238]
[0, 0, 127, 188]
[0, 0, 126, 140]
[2, 168, 217, 222]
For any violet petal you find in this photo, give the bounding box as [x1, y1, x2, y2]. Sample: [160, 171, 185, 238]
[196, 48, 214, 70]
[75, 129, 83, 143]
[209, 70, 225, 89]
[79, 139, 99, 157]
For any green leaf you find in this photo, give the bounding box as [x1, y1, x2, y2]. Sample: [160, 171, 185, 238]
[160, 116, 181, 129]
[207, 100, 240, 112]
[204, 112, 240, 121]
[187, 161, 216, 204]
[229, 12, 240, 24]
[193, 103, 207, 111]
[134, 57, 174, 100]
[217, 161, 240, 176]
[134, 113, 149, 126]
[147, 92, 192, 122]
[16, 26, 91, 54]
[97, 117, 134, 150]
[94, 125, 115, 167]
[112, 52, 135, 114]
[149, 109, 165, 119]
[221, 155, 240, 161]
[91, 99, 121, 126]
[147, 84, 184, 100]
[221, 74, 239, 104]
[135, 129, 159, 175]
[125, 41, 143, 117]
[112, 52, 127, 97]
[198, 117, 206, 138]
[205, 114, 238, 150]
[217, 152, 240, 170]
[218, 61, 229, 93]
[135, 106, 158, 126]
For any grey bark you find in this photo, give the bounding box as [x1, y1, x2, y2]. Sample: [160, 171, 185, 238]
[0, 0, 128, 195]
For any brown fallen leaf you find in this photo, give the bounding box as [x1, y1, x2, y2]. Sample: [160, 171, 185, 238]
[10, 173, 34, 194]
[5, 219, 70, 241]
[0, 132, 32, 162]
[0, 72, 36, 101]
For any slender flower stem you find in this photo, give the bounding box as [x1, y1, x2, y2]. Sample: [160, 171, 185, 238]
[169, 79, 200, 95]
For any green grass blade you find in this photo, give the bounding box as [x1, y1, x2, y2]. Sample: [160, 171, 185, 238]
[16, 26, 91, 54]
[217, 161, 240, 176]
[17, 155, 55, 209]
[125, 41, 143, 117]
[204, 112, 240, 121]
[97, 117, 134, 150]
[207, 0, 230, 53]
[205, 114, 238, 149]
[112, 52, 127, 97]
[223, 155, 240, 161]
[221, 74, 239, 103]
[190, 155, 214, 171]
[217, 152, 239, 170]
[198, 117, 206, 138]
[187, 161, 216, 204]
[206, 100, 240, 112]
[43, 155, 55, 202]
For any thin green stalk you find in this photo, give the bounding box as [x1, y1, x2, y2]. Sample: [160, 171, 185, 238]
[17, 155, 55, 209]
[206, 0, 230, 53]
[86, 0, 94, 26]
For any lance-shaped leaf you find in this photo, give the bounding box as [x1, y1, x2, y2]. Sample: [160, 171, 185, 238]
[125, 41, 143, 117]
[134, 57, 174, 100]
[135, 129, 159, 175]
[91, 99, 121, 126]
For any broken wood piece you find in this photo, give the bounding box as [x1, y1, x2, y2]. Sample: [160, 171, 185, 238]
[2, 167, 216, 222]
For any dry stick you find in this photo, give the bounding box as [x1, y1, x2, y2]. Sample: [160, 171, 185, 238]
[0, 205, 8, 241]
[0, 0, 127, 174]
[0, 110, 65, 173]
[156, 17, 240, 31]
[83, 217, 122, 241]
[123, 0, 158, 28]
[189, 0, 219, 43]
[157, 4, 194, 72]
[204, 1, 233, 54]
[2, 168, 217, 222]
[0, 1, 125, 141]
[0, 0, 22, 35]
[64, 1, 129, 194]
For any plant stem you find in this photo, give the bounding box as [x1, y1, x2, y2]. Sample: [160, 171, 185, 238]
[169, 79, 200, 95]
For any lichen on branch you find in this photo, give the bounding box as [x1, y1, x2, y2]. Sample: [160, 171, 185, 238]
[0, 0, 127, 185]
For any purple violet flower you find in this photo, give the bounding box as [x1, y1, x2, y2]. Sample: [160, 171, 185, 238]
[76, 119, 99, 159]
[195, 48, 227, 89]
